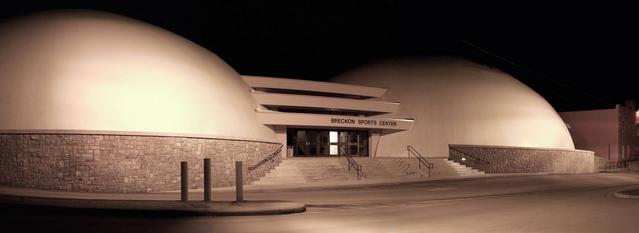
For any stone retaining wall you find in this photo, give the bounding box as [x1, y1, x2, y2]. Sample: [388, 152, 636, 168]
[628, 161, 639, 172]
[0, 131, 281, 192]
[594, 156, 609, 171]
[449, 144, 597, 174]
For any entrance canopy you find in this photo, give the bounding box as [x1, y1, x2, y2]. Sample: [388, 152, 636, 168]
[243, 75, 414, 131]
[257, 111, 413, 130]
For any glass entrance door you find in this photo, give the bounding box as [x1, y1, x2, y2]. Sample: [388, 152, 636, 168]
[338, 130, 368, 156]
[288, 128, 368, 157]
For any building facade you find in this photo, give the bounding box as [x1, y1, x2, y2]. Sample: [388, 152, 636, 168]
[0, 10, 602, 193]
[242, 75, 413, 158]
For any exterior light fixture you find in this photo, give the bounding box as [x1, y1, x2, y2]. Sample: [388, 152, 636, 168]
[462, 157, 466, 161]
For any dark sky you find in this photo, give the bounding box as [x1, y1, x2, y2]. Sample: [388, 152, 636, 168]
[2, 1, 637, 111]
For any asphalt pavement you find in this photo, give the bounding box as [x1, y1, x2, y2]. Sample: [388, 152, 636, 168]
[1, 172, 638, 232]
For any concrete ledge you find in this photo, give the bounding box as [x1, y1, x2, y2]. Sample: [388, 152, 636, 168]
[449, 144, 587, 153]
[0, 129, 280, 144]
[0, 194, 306, 216]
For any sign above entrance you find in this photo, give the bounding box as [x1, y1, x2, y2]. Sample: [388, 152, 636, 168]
[256, 112, 414, 130]
[331, 118, 398, 127]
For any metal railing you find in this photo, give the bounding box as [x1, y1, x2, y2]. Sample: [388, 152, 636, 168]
[603, 160, 630, 171]
[339, 146, 366, 180]
[407, 145, 434, 177]
[248, 144, 283, 171]
[449, 147, 490, 165]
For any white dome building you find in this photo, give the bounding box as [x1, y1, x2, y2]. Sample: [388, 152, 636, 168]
[0, 11, 599, 192]
[0, 10, 279, 192]
[331, 57, 575, 157]
[241, 57, 595, 176]
[0, 10, 273, 140]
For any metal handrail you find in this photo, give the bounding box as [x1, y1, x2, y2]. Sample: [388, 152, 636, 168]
[407, 145, 434, 177]
[248, 144, 283, 171]
[339, 146, 366, 180]
[449, 147, 490, 165]
[604, 160, 629, 171]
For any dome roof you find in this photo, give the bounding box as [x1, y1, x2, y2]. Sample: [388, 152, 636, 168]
[331, 57, 574, 157]
[0, 10, 274, 140]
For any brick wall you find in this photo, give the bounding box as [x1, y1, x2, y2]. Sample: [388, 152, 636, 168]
[449, 144, 597, 174]
[559, 108, 618, 161]
[617, 103, 638, 161]
[0, 132, 281, 192]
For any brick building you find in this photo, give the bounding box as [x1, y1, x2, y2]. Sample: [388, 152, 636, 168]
[560, 100, 639, 162]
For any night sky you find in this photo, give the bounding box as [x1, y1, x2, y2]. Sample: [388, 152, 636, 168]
[2, 1, 637, 111]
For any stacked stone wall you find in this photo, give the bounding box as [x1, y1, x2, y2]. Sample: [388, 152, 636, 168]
[629, 161, 639, 172]
[0, 131, 281, 192]
[449, 144, 597, 174]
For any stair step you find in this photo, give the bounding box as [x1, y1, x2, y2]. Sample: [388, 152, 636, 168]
[253, 157, 487, 185]
[444, 160, 485, 176]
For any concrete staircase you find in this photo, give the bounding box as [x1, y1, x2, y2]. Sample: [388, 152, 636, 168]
[251, 157, 356, 185]
[376, 158, 461, 178]
[445, 160, 485, 176]
[352, 157, 392, 179]
[252, 157, 485, 186]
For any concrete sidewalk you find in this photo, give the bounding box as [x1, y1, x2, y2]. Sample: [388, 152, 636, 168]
[0, 172, 615, 216]
[0, 186, 306, 216]
[0, 174, 497, 216]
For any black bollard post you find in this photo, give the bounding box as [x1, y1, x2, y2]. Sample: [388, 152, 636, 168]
[181, 161, 188, 202]
[204, 158, 211, 201]
[235, 161, 243, 202]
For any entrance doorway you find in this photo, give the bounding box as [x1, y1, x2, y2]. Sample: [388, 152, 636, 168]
[287, 128, 369, 157]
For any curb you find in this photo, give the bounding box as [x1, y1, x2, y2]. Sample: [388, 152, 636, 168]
[614, 189, 639, 199]
[202, 174, 498, 194]
[0, 194, 306, 216]
[212, 173, 562, 193]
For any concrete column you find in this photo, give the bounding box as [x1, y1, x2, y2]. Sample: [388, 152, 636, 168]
[274, 126, 288, 157]
[369, 130, 382, 157]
